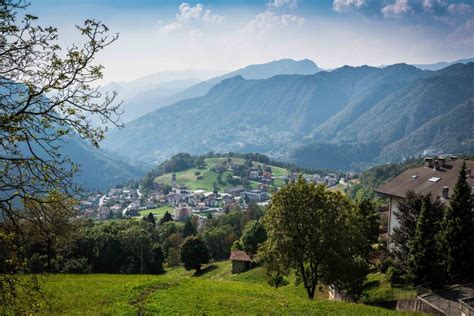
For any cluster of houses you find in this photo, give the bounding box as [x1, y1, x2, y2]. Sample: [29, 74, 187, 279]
[282, 172, 341, 187]
[78, 163, 355, 224]
[77, 180, 271, 222]
[166, 185, 269, 221]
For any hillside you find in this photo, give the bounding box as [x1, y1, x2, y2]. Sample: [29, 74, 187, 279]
[63, 136, 145, 191]
[32, 261, 413, 315]
[103, 63, 474, 170]
[101, 69, 226, 122]
[103, 64, 392, 163]
[161, 58, 321, 106]
[153, 156, 288, 191]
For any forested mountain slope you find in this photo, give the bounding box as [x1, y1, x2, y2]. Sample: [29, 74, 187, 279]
[104, 63, 474, 170]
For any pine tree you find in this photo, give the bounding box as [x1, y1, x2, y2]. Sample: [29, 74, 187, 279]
[408, 194, 444, 286]
[182, 218, 197, 238]
[438, 161, 474, 280]
[159, 211, 173, 225]
[391, 191, 424, 277]
[146, 212, 156, 228]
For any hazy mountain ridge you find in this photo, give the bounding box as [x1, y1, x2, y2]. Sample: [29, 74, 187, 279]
[295, 63, 474, 169]
[101, 69, 227, 122]
[62, 136, 145, 190]
[103, 62, 473, 170]
[411, 57, 474, 71]
[156, 59, 321, 108]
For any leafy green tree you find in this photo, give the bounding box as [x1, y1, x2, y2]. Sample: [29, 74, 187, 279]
[167, 247, 181, 267]
[202, 225, 237, 260]
[161, 233, 182, 260]
[408, 194, 444, 286]
[241, 203, 264, 227]
[180, 237, 210, 272]
[438, 161, 474, 280]
[231, 240, 244, 251]
[161, 153, 195, 173]
[258, 177, 368, 299]
[241, 221, 267, 255]
[182, 218, 197, 238]
[0, 2, 120, 311]
[357, 198, 379, 248]
[159, 211, 173, 225]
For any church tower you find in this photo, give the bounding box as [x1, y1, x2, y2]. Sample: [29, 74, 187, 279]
[172, 172, 177, 189]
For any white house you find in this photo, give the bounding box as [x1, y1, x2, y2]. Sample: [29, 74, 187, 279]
[375, 157, 474, 248]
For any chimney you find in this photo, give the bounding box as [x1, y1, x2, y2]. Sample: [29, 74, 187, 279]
[424, 157, 434, 168]
[433, 160, 440, 171]
[442, 186, 449, 199]
[438, 157, 446, 168]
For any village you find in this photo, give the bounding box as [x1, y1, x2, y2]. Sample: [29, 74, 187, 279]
[77, 159, 352, 224]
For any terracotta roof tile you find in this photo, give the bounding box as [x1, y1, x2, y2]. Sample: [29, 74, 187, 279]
[229, 250, 252, 262]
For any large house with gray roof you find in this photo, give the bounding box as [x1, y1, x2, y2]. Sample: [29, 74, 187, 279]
[375, 157, 474, 246]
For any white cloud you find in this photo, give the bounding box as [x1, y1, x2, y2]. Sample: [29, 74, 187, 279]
[245, 11, 305, 34]
[382, 0, 413, 17]
[282, 14, 305, 26]
[447, 3, 474, 16]
[203, 9, 224, 24]
[176, 3, 223, 24]
[160, 3, 223, 36]
[422, 0, 447, 13]
[160, 22, 182, 34]
[267, 0, 298, 10]
[177, 3, 204, 21]
[332, 0, 366, 12]
[450, 18, 474, 42]
[188, 28, 203, 41]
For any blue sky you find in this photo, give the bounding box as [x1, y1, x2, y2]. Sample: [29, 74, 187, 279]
[27, 0, 474, 82]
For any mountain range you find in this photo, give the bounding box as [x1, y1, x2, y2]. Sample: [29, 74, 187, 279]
[411, 58, 474, 71]
[104, 59, 321, 123]
[100, 69, 226, 122]
[56, 136, 145, 191]
[103, 61, 474, 170]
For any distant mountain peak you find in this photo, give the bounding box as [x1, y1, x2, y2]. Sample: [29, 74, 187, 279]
[412, 57, 474, 71]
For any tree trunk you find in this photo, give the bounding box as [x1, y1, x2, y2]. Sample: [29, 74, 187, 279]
[299, 261, 318, 299]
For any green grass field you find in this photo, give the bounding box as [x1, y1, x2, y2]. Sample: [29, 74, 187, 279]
[138, 205, 174, 217]
[362, 272, 416, 303]
[29, 261, 418, 315]
[154, 157, 289, 192]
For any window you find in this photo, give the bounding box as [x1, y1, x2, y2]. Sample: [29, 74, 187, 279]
[428, 177, 441, 182]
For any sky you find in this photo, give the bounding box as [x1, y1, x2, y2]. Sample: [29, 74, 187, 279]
[27, 0, 474, 83]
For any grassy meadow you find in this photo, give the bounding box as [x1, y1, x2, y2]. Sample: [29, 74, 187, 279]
[138, 205, 174, 217]
[30, 261, 420, 315]
[154, 157, 288, 192]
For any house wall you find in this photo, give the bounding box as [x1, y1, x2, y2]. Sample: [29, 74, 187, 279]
[232, 260, 249, 274]
[388, 196, 404, 248]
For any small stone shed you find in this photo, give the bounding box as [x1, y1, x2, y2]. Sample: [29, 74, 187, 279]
[229, 250, 252, 274]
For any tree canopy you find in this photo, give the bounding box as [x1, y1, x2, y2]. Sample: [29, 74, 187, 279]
[258, 177, 368, 299]
[0, 1, 120, 312]
[180, 236, 210, 273]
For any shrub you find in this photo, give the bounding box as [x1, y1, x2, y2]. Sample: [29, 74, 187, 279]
[376, 255, 393, 274]
[62, 258, 91, 273]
